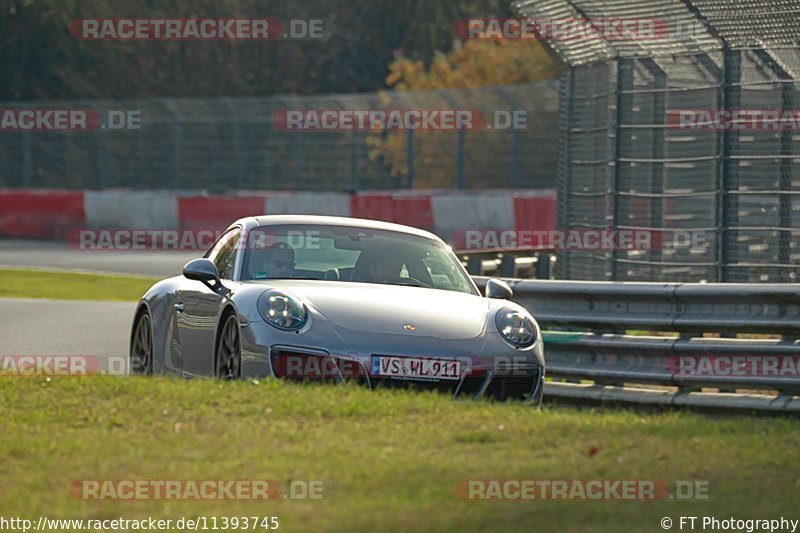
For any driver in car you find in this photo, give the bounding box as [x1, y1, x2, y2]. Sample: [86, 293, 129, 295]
[367, 258, 402, 283]
[256, 242, 296, 279]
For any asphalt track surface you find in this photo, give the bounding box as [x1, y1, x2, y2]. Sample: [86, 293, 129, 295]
[0, 299, 134, 356]
[0, 239, 191, 358]
[0, 239, 198, 277]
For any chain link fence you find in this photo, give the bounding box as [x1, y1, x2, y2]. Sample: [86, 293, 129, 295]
[515, 0, 800, 282]
[0, 81, 559, 192]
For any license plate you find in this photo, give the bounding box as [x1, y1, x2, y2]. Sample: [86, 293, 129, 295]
[370, 356, 464, 381]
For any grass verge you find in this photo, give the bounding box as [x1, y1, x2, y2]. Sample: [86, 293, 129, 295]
[0, 377, 797, 532]
[0, 269, 158, 301]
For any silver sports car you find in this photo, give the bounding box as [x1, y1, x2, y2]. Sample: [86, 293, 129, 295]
[130, 216, 545, 404]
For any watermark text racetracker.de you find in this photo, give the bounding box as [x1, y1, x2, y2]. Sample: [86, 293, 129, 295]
[69, 479, 323, 500]
[667, 356, 800, 377]
[0, 356, 128, 377]
[69, 18, 330, 40]
[0, 515, 280, 532]
[69, 229, 324, 251]
[272, 109, 528, 131]
[455, 17, 671, 40]
[668, 109, 800, 130]
[456, 228, 708, 252]
[456, 479, 709, 501]
[0, 109, 141, 131]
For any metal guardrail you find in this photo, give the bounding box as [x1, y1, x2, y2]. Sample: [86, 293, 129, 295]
[459, 248, 555, 280]
[473, 276, 800, 413]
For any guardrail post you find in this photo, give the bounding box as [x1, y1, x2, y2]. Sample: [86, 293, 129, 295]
[499, 255, 516, 277]
[466, 256, 482, 275]
[535, 254, 551, 279]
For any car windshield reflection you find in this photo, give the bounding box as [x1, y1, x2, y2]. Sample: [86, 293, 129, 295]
[239, 224, 476, 295]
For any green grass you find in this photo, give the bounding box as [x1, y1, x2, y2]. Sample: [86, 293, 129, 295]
[0, 269, 158, 301]
[0, 377, 797, 532]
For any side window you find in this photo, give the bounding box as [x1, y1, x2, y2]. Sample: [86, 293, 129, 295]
[209, 229, 241, 280]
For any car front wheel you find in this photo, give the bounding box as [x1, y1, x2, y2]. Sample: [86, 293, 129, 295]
[130, 312, 153, 375]
[215, 313, 241, 380]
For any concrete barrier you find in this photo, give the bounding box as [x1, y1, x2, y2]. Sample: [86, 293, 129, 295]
[266, 193, 350, 216]
[84, 191, 179, 230]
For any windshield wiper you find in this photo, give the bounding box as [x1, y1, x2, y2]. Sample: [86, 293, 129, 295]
[250, 276, 321, 281]
[386, 280, 425, 287]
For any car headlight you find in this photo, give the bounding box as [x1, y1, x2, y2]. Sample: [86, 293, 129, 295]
[258, 290, 308, 331]
[495, 307, 537, 348]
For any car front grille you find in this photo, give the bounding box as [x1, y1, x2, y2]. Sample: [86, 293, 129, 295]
[269, 346, 542, 402]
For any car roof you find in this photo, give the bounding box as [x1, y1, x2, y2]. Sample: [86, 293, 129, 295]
[240, 215, 445, 243]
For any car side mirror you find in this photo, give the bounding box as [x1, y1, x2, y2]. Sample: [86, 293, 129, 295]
[183, 258, 226, 294]
[485, 278, 513, 300]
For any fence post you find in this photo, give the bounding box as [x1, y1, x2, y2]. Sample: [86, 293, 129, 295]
[496, 86, 524, 187]
[223, 98, 245, 190]
[611, 59, 634, 281]
[555, 70, 574, 280]
[97, 128, 110, 190]
[719, 47, 741, 282]
[22, 132, 32, 187]
[641, 59, 667, 272]
[406, 129, 414, 189]
[293, 130, 304, 191]
[159, 100, 182, 190]
[751, 49, 796, 283]
[350, 132, 360, 191]
[173, 120, 183, 190]
[510, 128, 521, 187]
[693, 54, 725, 283]
[456, 128, 465, 188]
[88, 103, 109, 189]
[779, 78, 795, 282]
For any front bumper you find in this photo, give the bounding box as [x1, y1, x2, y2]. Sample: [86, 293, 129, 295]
[239, 318, 545, 406]
[264, 345, 544, 406]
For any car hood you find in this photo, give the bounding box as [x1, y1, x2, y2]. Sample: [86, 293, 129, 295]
[249, 280, 489, 339]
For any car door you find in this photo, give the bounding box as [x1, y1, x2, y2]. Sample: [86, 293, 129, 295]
[176, 228, 241, 377]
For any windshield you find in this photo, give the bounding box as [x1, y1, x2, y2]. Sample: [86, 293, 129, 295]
[240, 224, 477, 295]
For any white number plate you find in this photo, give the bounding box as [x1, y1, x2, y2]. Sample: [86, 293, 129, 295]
[370, 356, 464, 381]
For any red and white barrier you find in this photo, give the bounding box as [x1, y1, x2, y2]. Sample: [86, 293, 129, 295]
[0, 188, 557, 246]
[0, 189, 85, 239]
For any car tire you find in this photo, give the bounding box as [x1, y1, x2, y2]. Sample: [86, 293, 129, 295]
[215, 313, 241, 380]
[130, 311, 153, 376]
